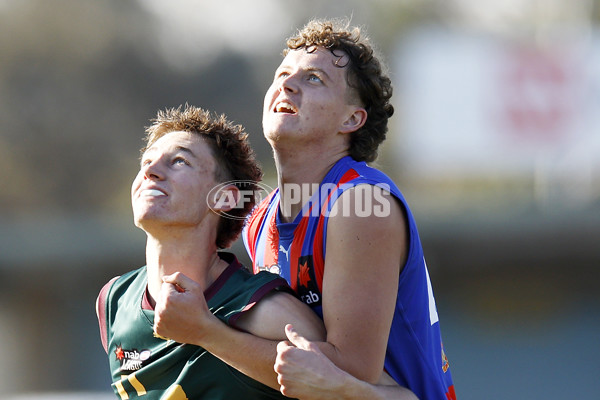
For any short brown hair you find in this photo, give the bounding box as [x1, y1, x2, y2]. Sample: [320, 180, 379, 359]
[285, 18, 394, 163]
[143, 104, 262, 249]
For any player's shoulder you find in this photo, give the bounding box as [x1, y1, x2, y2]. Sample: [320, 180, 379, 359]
[95, 275, 121, 353]
[97, 267, 146, 307]
[243, 189, 278, 249]
[247, 189, 278, 221]
[97, 276, 120, 306]
[349, 162, 397, 188]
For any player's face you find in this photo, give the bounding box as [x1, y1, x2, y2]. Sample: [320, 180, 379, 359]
[263, 47, 360, 146]
[131, 131, 218, 231]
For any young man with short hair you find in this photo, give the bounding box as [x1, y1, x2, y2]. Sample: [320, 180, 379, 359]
[96, 105, 325, 399]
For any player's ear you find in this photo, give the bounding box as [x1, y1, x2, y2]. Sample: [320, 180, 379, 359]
[209, 184, 240, 213]
[340, 107, 367, 134]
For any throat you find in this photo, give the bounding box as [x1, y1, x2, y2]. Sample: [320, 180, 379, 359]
[206, 253, 227, 285]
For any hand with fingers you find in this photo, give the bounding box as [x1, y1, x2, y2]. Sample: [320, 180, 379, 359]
[275, 324, 351, 400]
[153, 272, 220, 345]
[274, 325, 418, 400]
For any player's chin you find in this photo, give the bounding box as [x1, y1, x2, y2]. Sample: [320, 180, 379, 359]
[263, 128, 281, 143]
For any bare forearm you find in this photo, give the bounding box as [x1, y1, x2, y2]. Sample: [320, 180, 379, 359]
[192, 321, 280, 390]
[346, 380, 419, 400]
[314, 341, 379, 384]
[313, 351, 417, 399]
[154, 274, 325, 390]
[305, 343, 417, 399]
[277, 326, 418, 400]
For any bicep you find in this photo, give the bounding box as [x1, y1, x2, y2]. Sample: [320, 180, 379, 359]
[320, 186, 407, 382]
[235, 291, 326, 342]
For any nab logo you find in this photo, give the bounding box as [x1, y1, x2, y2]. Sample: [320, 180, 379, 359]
[301, 290, 320, 305]
[296, 255, 322, 307]
[114, 345, 151, 372]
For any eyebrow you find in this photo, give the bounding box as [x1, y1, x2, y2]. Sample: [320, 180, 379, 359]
[174, 146, 198, 158]
[276, 65, 332, 81]
[143, 145, 198, 159]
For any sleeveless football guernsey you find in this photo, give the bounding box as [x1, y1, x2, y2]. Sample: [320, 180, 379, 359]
[97, 252, 291, 400]
[243, 156, 456, 400]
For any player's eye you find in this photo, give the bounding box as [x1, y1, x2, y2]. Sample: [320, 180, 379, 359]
[276, 70, 290, 80]
[307, 73, 322, 83]
[172, 156, 189, 166]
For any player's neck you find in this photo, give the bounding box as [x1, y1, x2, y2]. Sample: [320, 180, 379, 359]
[144, 235, 223, 306]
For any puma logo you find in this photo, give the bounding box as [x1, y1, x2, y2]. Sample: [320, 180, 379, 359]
[279, 245, 289, 260]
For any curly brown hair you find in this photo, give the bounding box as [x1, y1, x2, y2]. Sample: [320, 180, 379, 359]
[285, 18, 394, 163]
[143, 104, 262, 249]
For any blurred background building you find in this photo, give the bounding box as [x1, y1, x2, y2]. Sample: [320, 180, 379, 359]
[0, 0, 598, 399]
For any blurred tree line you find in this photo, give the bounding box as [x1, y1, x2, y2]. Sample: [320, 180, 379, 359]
[0, 1, 268, 216]
[1, 0, 598, 217]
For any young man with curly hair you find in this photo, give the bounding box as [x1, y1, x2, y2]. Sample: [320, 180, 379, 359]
[245, 18, 456, 400]
[96, 105, 324, 399]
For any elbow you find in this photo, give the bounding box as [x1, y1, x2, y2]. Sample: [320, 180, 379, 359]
[328, 344, 384, 384]
[358, 370, 383, 386]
